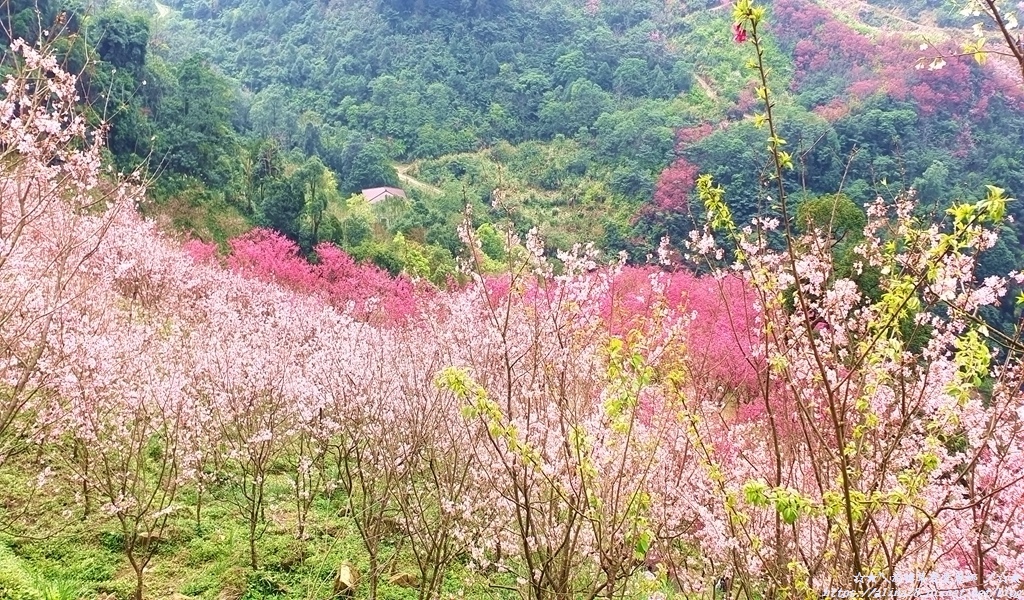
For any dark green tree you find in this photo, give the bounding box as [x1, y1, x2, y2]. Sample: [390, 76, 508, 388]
[328, 138, 398, 194]
[92, 12, 149, 73]
[258, 175, 305, 241]
[154, 55, 239, 187]
[795, 193, 866, 243]
[296, 156, 331, 243]
[612, 57, 648, 97]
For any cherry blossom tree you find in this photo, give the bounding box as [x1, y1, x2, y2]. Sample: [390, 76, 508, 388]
[388, 314, 525, 600]
[654, 3, 1024, 597]
[187, 284, 315, 570]
[311, 320, 414, 598]
[0, 39, 149, 541]
[654, 159, 700, 213]
[56, 307, 188, 600]
[436, 221, 734, 599]
[0, 39, 138, 475]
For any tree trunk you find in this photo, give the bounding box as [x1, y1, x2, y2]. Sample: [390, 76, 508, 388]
[249, 516, 259, 570]
[368, 552, 379, 600]
[195, 486, 203, 530]
[134, 569, 144, 600]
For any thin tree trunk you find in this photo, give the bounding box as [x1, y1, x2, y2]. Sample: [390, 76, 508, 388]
[134, 569, 144, 600]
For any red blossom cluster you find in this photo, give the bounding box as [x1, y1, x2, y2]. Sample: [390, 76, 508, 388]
[674, 122, 715, 149]
[186, 228, 423, 323]
[771, 0, 1024, 121]
[732, 21, 748, 43]
[653, 158, 701, 212]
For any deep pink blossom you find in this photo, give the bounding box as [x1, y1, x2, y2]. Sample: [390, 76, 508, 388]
[732, 22, 748, 43]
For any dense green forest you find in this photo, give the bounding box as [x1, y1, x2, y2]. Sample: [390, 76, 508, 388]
[6, 0, 1024, 305]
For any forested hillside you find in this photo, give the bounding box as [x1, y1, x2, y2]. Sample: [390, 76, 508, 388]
[10, 0, 1024, 285]
[115, 0, 1024, 268]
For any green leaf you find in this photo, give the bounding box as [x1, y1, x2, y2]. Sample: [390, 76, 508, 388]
[634, 531, 652, 559]
[743, 480, 770, 507]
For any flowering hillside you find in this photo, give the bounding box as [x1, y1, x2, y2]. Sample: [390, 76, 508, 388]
[5, 3, 1024, 599]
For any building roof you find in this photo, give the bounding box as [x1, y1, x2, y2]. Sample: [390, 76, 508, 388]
[361, 186, 407, 203]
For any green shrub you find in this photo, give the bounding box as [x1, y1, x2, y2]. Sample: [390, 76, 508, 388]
[98, 530, 125, 553]
[0, 546, 43, 600]
[242, 570, 288, 599]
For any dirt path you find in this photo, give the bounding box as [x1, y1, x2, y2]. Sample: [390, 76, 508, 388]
[694, 73, 719, 102]
[818, 0, 967, 40]
[395, 164, 443, 196]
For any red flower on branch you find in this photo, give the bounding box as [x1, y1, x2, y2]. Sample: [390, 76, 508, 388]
[732, 22, 748, 43]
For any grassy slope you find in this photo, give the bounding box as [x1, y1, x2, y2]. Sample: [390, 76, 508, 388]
[0, 466, 530, 600]
[141, 191, 252, 248]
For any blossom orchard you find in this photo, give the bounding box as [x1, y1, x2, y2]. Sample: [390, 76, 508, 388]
[3, 17, 1024, 600]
